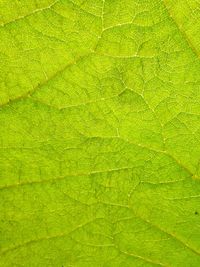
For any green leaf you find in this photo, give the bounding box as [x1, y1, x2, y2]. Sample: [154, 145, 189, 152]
[1, 0, 200, 266]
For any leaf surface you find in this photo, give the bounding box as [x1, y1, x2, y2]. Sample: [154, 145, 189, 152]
[1, 0, 200, 266]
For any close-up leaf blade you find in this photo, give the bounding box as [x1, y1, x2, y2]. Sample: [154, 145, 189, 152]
[1, 0, 200, 266]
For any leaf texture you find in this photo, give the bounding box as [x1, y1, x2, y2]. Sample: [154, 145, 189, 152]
[1, 0, 200, 266]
